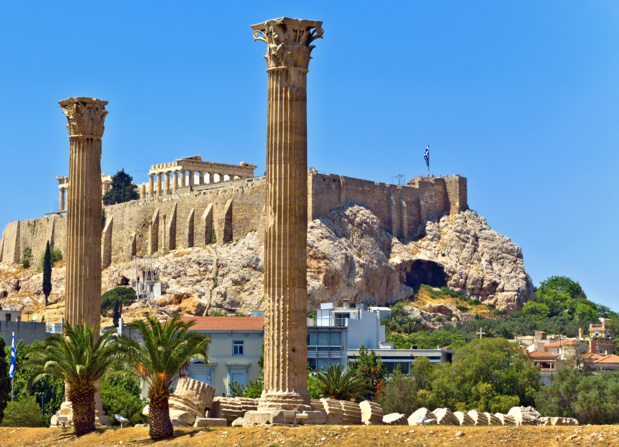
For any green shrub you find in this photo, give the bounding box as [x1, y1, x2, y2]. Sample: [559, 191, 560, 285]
[100, 376, 147, 426]
[1, 396, 47, 427]
[21, 259, 30, 269]
[456, 305, 469, 311]
[39, 247, 62, 266]
[101, 287, 136, 315]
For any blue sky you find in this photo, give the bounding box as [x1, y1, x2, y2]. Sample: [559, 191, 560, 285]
[1, 2, 617, 310]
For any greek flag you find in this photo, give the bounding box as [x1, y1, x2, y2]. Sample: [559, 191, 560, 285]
[9, 329, 16, 379]
[424, 145, 430, 168]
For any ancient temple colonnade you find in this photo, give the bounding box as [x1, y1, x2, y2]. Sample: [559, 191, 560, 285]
[144, 155, 257, 198]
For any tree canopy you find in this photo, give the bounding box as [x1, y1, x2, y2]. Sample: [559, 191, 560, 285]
[102, 169, 139, 206]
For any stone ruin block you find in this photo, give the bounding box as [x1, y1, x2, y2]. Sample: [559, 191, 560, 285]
[484, 412, 502, 425]
[208, 397, 254, 424]
[468, 410, 488, 425]
[359, 400, 383, 425]
[493, 413, 516, 426]
[167, 377, 217, 424]
[320, 398, 362, 425]
[453, 411, 474, 425]
[539, 416, 579, 426]
[236, 397, 259, 413]
[173, 377, 216, 410]
[194, 417, 227, 427]
[507, 406, 540, 426]
[408, 408, 436, 425]
[170, 408, 196, 426]
[383, 413, 407, 425]
[432, 408, 459, 425]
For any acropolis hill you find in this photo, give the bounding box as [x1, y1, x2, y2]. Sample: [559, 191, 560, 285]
[0, 156, 533, 313]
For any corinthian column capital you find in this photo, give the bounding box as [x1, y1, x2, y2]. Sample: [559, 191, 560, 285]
[251, 17, 323, 70]
[59, 97, 109, 138]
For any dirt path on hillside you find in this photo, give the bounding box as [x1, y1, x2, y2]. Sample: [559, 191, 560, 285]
[1, 424, 618, 447]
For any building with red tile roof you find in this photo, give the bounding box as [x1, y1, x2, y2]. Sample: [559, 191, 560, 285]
[183, 316, 264, 397]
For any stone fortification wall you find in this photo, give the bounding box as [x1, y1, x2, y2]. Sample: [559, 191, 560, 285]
[0, 173, 467, 266]
[311, 173, 467, 240]
[0, 215, 68, 266]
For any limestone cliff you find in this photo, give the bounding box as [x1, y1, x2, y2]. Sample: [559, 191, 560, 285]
[0, 204, 532, 316]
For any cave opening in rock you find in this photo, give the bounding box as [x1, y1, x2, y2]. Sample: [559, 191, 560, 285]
[120, 276, 130, 286]
[404, 260, 447, 289]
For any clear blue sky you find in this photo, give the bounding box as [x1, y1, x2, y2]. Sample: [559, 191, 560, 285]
[1, 2, 617, 310]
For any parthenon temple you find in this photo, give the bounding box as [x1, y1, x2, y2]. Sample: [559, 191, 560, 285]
[56, 155, 257, 211]
[142, 156, 257, 199]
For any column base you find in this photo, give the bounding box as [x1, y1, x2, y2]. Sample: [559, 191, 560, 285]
[257, 391, 313, 412]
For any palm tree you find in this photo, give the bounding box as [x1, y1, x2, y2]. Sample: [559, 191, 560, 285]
[23, 322, 121, 436]
[317, 363, 367, 400]
[122, 315, 210, 441]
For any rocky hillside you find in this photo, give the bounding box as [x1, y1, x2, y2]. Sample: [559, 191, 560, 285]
[0, 205, 533, 319]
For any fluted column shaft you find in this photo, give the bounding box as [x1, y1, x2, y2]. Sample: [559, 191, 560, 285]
[60, 97, 108, 330]
[156, 173, 162, 196]
[148, 174, 154, 198]
[59, 187, 65, 212]
[164, 172, 170, 195]
[252, 17, 323, 412]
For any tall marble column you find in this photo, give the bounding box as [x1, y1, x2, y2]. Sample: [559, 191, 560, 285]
[252, 17, 323, 412]
[59, 97, 108, 329]
[59, 187, 65, 212]
[163, 172, 170, 195]
[180, 169, 186, 187]
[148, 174, 154, 198]
[156, 173, 162, 196]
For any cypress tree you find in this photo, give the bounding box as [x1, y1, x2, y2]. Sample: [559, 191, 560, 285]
[42, 242, 52, 306]
[0, 338, 10, 424]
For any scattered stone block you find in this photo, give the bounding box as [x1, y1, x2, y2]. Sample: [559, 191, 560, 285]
[194, 418, 227, 427]
[408, 408, 436, 426]
[468, 410, 488, 426]
[453, 411, 474, 425]
[320, 399, 362, 425]
[383, 413, 407, 425]
[432, 408, 458, 425]
[484, 412, 502, 425]
[298, 410, 327, 425]
[494, 413, 516, 426]
[169, 408, 196, 426]
[244, 410, 287, 425]
[210, 397, 246, 424]
[360, 400, 383, 425]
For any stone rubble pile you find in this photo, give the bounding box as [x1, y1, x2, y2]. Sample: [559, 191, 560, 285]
[408, 408, 437, 425]
[539, 416, 579, 426]
[209, 397, 257, 424]
[507, 406, 541, 426]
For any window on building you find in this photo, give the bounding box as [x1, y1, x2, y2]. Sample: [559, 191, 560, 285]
[233, 341, 244, 356]
[5, 314, 10, 322]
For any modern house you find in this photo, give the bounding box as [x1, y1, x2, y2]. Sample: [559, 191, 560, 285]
[308, 301, 452, 372]
[588, 322, 615, 356]
[182, 316, 264, 396]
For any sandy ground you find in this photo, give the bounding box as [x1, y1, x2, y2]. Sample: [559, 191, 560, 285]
[1, 425, 619, 447]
